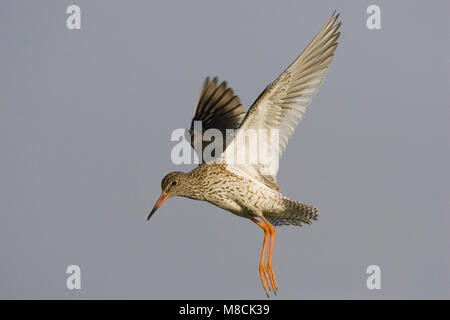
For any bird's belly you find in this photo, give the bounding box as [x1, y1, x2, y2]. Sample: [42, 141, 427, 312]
[206, 197, 249, 218]
[204, 183, 282, 219]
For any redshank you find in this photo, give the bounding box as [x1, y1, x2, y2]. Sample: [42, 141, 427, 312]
[148, 11, 341, 297]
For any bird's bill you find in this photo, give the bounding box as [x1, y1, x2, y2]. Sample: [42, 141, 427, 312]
[147, 192, 170, 220]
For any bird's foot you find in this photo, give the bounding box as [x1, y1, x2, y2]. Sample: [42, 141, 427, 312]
[267, 263, 278, 295]
[259, 264, 271, 297]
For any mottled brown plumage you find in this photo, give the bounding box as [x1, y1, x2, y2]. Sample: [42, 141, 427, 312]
[152, 164, 318, 223]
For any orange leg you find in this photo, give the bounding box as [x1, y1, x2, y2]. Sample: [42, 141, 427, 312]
[261, 216, 277, 294]
[250, 217, 271, 297]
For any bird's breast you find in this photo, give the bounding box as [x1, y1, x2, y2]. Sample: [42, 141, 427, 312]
[201, 171, 282, 217]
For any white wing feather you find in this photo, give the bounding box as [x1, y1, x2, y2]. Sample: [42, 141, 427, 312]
[217, 11, 341, 183]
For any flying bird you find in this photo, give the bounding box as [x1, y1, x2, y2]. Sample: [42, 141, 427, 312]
[148, 11, 341, 297]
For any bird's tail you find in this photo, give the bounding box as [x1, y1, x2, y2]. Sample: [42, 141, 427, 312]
[266, 198, 318, 227]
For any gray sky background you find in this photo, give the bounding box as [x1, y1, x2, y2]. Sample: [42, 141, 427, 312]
[0, 0, 449, 299]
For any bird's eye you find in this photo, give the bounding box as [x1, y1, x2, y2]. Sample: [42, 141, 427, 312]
[171, 180, 178, 186]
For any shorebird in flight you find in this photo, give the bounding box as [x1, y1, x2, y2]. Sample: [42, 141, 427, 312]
[148, 11, 341, 297]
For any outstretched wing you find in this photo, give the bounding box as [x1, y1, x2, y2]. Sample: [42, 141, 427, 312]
[219, 11, 341, 184]
[189, 76, 246, 162]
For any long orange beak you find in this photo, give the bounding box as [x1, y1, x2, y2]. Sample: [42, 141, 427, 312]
[147, 192, 170, 221]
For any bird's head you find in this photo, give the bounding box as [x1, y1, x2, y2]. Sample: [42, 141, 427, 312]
[147, 171, 189, 220]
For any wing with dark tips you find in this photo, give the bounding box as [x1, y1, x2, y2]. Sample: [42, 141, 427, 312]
[189, 76, 246, 162]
